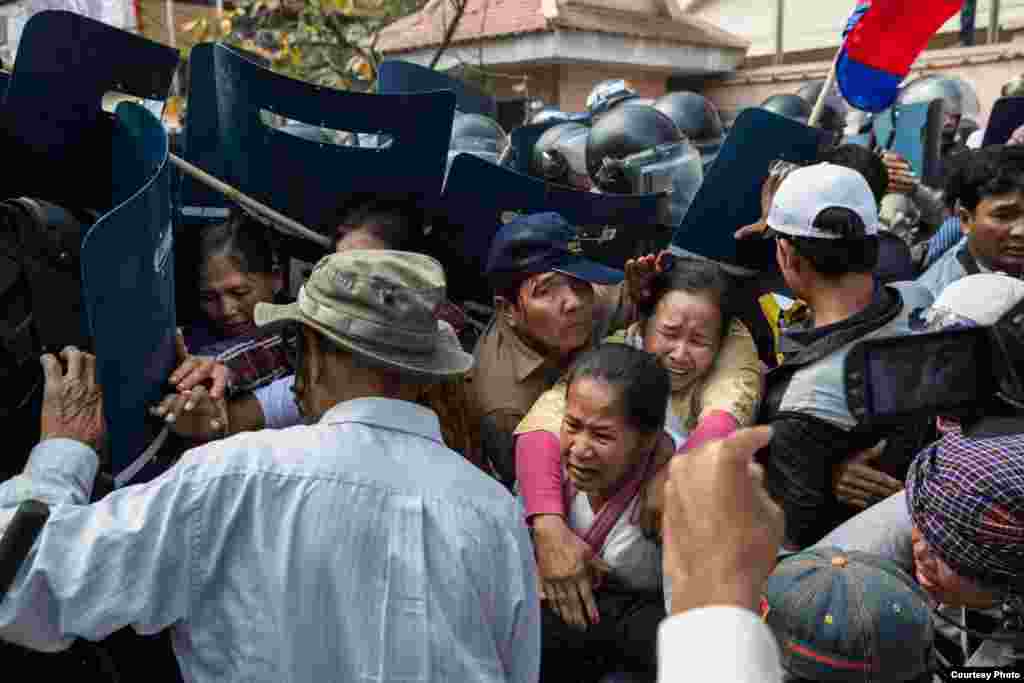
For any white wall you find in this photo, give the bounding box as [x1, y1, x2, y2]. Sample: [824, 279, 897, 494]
[1, 0, 137, 65]
[690, 0, 1024, 58]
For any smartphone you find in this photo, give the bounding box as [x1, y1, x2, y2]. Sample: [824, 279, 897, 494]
[845, 327, 994, 427]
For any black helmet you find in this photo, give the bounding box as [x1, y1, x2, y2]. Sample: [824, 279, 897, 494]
[897, 75, 980, 120]
[530, 121, 591, 189]
[587, 104, 703, 226]
[794, 80, 847, 132]
[449, 112, 507, 162]
[653, 91, 724, 144]
[530, 107, 572, 125]
[760, 94, 812, 122]
[586, 79, 639, 117]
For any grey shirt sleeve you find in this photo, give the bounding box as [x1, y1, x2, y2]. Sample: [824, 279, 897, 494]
[813, 491, 914, 573]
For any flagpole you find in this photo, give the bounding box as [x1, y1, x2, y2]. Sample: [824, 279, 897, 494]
[169, 154, 334, 249]
[808, 52, 840, 128]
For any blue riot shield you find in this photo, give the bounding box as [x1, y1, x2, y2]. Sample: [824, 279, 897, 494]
[177, 42, 232, 227]
[81, 102, 176, 484]
[982, 97, 1024, 147]
[436, 153, 661, 305]
[670, 108, 829, 275]
[0, 10, 178, 209]
[873, 100, 944, 187]
[196, 45, 454, 241]
[378, 59, 496, 118]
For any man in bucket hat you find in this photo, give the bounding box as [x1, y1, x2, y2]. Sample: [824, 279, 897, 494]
[0, 251, 540, 683]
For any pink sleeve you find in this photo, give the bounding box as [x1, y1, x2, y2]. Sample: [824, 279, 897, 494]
[678, 410, 740, 453]
[515, 431, 565, 520]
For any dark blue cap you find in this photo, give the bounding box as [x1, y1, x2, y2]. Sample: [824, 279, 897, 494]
[485, 212, 624, 290]
[764, 547, 934, 682]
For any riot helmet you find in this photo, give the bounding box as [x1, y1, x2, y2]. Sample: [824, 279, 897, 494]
[530, 107, 572, 125]
[897, 75, 980, 136]
[530, 121, 591, 190]
[654, 91, 725, 172]
[654, 91, 724, 143]
[620, 97, 656, 108]
[759, 94, 812, 123]
[586, 104, 703, 226]
[447, 112, 508, 171]
[794, 79, 847, 132]
[586, 79, 640, 117]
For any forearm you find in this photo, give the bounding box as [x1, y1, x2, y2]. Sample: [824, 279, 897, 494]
[227, 392, 268, 435]
[515, 431, 565, 520]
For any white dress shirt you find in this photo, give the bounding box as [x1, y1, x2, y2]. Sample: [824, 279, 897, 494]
[658, 607, 783, 682]
[0, 397, 540, 683]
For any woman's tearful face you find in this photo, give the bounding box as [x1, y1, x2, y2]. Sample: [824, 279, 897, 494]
[561, 376, 646, 498]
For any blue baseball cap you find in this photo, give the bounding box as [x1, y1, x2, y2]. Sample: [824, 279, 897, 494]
[763, 547, 934, 682]
[484, 212, 624, 291]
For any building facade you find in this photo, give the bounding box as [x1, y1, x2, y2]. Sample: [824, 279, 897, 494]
[379, 0, 1024, 128]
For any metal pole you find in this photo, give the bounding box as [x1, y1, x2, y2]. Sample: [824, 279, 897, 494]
[775, 0, 785, 65]
[165, 0, 176, 49]
[989, 0, 1001, 45]
[169, 154, 334, 249]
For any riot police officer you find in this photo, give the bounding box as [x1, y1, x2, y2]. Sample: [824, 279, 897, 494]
[446, 112, 508, 174]
[586, 103, 703, 255]
[530, 121, 591, 190]
[585, 78, 641, 119]
[654, 91, 725, 170]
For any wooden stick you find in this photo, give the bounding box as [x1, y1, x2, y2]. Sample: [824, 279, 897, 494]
[808, 53, 840, 128]
[169, 153, 333, 249]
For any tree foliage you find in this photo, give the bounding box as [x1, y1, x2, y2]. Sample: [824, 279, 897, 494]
[184, 0, 460, 91]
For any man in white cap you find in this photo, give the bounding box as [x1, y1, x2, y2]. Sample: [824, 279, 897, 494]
[0, 251, 540, 682]
[757, 163, 934, 551]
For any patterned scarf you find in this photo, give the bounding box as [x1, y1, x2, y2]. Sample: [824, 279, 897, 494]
[906, 427, 1024, 593]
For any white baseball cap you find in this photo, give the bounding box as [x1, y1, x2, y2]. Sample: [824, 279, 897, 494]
[766, 162, 880, 240]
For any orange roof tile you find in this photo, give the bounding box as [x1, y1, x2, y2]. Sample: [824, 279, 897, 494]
[377, 0, 749, 55]
[378, 0, 549, 54]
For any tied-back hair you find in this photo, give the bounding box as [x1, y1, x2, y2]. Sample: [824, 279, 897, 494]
[565, 343, 669, 436]
[782, 207, 879, 276]
[945, 145, 1024, 212]
[198, 207, 280, 276]
[638, 257, 734, 340]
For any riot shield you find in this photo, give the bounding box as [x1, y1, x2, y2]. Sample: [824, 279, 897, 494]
[873, 100, 945, 188]
[377, 59, 496, 118]
[201, 45, 454, 248]
[982, 97, 1024, 147]
[81, 102, 176, 484]
[670, 108, 829, 275]
[435, 153, 661, 305]
[0, 10, 178, 210]
[177, 42, 232, 228]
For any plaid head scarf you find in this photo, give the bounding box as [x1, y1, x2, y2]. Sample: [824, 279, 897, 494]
[906, 428, 1024, 594]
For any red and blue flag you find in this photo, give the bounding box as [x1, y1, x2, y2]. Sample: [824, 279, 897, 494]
[836, 0, 964, 112]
